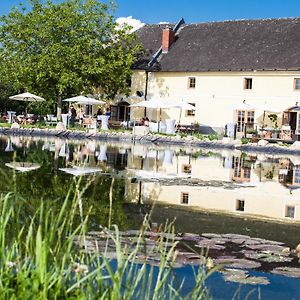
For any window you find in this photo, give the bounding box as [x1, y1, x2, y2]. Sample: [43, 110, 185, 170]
[236, 110, 255, 132]
[232, 156, 251, 183]
[182, 164, 192, 174]
[186, 103, 196, 116]
[244, 78, 253, 90]
[294, 167, 300, 184]
[188, 77, 196, 88]
[285, 206, 295, 218]
[180, 192, 189, 205]
[236, 199, 245, 212]
[294, 78, 300, 90]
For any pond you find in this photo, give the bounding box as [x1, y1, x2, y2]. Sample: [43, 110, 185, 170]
[1, 135, 300, 299]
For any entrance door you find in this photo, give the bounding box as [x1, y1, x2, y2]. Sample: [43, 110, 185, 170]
[289, 112, 297, 132]
[236, 110, 255, 132]
[110, 103, 130, 121]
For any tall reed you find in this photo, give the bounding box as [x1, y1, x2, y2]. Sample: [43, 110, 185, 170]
[0, 178, 211, 299]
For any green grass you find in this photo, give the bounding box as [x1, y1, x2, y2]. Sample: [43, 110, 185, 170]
[0, 176, 211, 299]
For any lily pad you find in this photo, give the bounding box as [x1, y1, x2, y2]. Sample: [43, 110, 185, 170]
[202, 233, 223, 238]
[182, 233, 201, 241]
[246, 244, 286, 252]
[214, 258, 261, 269]
[271, 267, 300, 278]
[220, 268, 269, 285]
[242, 250, 293, 263]
[222, 234, 250, 239]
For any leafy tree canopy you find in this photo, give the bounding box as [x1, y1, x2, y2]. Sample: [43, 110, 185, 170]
[0, 0, 141, 117]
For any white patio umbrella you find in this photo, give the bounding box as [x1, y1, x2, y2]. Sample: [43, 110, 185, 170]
[167, 100, 196, 124]
[59, 166, 102, 176]
[130, 99, 172, 109]
[130, 99, 172, 132]
[9, 92, 45, 102]
[63, 96, 105, 117]
[5, 162, 41, 173]
[9, 92, 45, 115]
[63, 95, 105, 105]
[76, 98, 105, 105]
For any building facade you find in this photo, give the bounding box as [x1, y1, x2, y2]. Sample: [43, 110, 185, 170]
[126, 18, 300, 134]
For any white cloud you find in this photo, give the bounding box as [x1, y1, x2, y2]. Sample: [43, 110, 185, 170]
[116, 16, 145, 32]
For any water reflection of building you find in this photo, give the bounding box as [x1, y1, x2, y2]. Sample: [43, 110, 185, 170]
[231, 156, 251, 183]
[2, 136, 300, 223]
[106, 147, 128, 170]
[128, 149, 300, 223]
[279, 158, 300, 188]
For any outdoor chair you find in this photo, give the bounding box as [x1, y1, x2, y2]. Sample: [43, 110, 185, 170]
[46, 115, 57, 126]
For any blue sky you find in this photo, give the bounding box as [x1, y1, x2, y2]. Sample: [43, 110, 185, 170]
[1, 0, 300, 24]
[114, 0, 300, 24]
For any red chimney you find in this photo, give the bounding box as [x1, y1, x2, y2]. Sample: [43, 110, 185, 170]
[162, 27, 175, 53]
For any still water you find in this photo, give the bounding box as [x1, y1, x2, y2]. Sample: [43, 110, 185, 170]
[1, 135, 300, 299]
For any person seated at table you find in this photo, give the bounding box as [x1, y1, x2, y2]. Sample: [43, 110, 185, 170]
[1, 113, 8, 122]
[16, 114, 27, 124]
[96, 108, 102, 124]
[105, 108, 111, 118]
[79, 108, 85, 125]
[144, 117, 149, 127]
[140, 117, 146, 126]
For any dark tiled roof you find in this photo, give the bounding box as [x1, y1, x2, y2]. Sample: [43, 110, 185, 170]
[134, 18, 300, 72]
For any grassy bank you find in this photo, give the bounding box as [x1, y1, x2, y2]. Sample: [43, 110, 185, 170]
[0, 180, 211, 299]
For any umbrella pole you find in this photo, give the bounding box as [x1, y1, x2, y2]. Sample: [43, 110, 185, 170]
[262, 111, 266, 130]
[179, 108, 182, 125]
[159, 108, 162, 132]
[25, 102, 28, 116]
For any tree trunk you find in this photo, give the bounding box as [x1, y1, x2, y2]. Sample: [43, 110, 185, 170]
[57, 95, 62, 121]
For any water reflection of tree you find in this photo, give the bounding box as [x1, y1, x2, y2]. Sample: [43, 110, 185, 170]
[0, 145, 130, 231]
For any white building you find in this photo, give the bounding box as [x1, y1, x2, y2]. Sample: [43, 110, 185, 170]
[114, 18, 300, 136]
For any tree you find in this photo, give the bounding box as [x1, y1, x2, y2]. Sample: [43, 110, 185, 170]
[0, 0, 141, 119]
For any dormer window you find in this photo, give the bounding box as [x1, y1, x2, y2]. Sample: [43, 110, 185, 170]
[188, 77, 196, 88]
[244, 78, 252, 90]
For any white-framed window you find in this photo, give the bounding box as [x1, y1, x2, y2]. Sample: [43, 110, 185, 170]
[285, 205, 295, 218]
[236, 110, 255, 132]
[294, 78, 300, 90]
[180, 192, 189, 205]
[188, 77, 196, 88]
[186, 103, 195, 116]
[244, 78, 253, 90]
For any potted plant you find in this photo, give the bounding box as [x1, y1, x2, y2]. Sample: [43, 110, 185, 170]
[268, 114, 279, 138]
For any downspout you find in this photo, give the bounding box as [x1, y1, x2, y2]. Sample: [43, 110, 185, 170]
[144, 70, 149, 117]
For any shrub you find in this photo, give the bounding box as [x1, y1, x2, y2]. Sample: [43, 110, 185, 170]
[241, 138, 249, 144]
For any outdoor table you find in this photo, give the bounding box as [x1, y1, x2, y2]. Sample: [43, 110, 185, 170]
[7, 111, 16, 124]
[260, 128, 280, 139]
[165, 119, 176, 134]
[61, 114, 69, 127]
[99, 115, 109, 130]
[149, 121, 166, 133]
